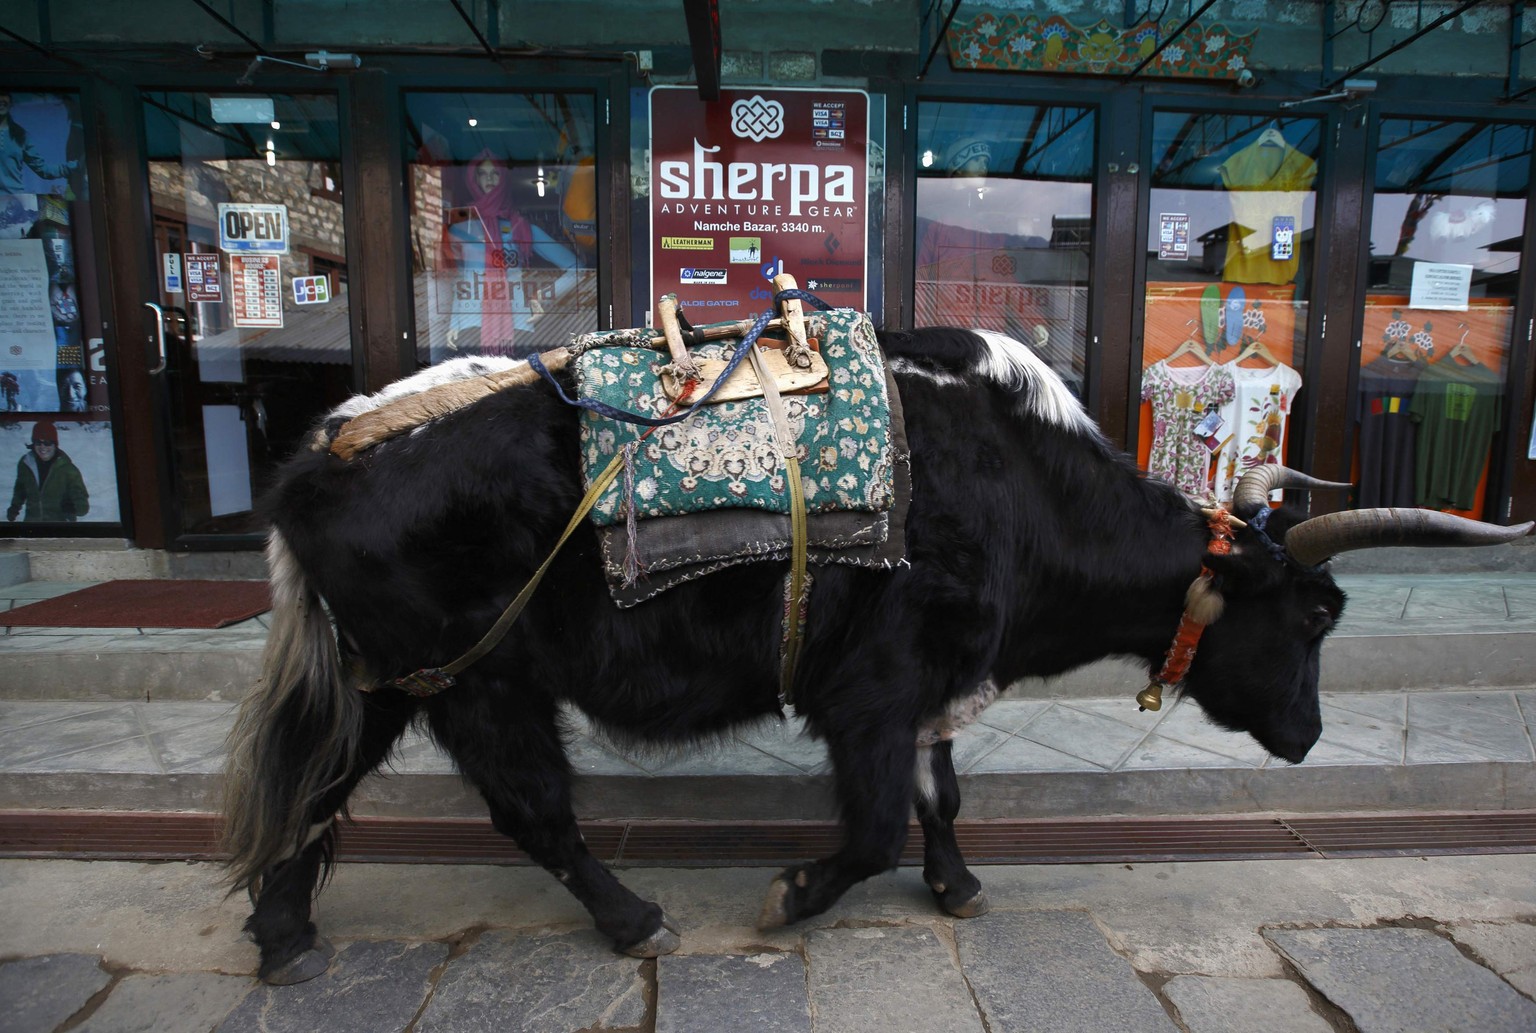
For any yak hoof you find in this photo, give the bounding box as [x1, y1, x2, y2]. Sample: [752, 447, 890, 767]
[264, 945, 332, 985]
[942, 890, 990, 919]
[757, 874, 792, 930]
[622, 914, 681, 958]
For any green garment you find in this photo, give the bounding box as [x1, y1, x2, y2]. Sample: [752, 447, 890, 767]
[1408, 360, 1502, 511]
[8, 448, 89, 522]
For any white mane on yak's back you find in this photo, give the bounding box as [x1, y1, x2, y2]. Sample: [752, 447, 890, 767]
[326, 356, 523, 422]
[972, 329, 1098, 437]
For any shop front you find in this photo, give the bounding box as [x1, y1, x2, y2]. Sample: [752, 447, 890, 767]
[0, 1, 1531, 558]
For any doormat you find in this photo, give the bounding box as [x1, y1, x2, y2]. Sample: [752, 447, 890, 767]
[1, 579, 272, 629]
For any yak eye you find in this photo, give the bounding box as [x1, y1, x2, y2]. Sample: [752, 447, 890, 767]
[1306, 604, 1335, 634]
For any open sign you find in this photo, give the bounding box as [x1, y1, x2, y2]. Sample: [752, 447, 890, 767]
[218, 203, 290, 254]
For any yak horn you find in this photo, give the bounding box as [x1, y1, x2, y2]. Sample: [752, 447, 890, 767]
[1231, 465, 1352, 518]
[1284, 510, 1534, 568]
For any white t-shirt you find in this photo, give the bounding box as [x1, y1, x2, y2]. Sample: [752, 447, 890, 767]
[1211, 362, 1304, 504]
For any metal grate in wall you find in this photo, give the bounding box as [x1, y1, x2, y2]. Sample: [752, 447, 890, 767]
[2, 811, 1534, 865]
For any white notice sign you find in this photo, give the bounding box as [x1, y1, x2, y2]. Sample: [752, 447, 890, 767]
[1409, 262, 1473, 311]
[0, 240, 59, 370]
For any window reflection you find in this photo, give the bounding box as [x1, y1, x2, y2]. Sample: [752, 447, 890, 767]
[405, 92, 598, 366]
[914, 101, 1094, 399]
[1353, 119, 1527, 518]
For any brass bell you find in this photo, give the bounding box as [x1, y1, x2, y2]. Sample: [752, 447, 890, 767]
[1136, 682, 1164, 712]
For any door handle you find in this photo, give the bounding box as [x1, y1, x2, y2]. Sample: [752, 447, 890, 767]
[144, 301, 167, 375]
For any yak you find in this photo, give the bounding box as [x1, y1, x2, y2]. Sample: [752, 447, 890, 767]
[221, 323, 1530, 984]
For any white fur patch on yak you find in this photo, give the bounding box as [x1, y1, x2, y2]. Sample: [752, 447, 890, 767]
[326, 356, 523, 422]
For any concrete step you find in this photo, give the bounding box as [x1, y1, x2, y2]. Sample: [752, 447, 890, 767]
[3, 575, 1535, 704]
[3, 573, 1534, 825]
[2, 689, 1533, 822]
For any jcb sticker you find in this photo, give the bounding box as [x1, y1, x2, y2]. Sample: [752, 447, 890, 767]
[292, 275, 331, 305]
[218, 203, 289, 254]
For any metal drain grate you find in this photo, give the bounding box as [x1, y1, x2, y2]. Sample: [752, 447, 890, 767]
[2, 811, 1533, 865]
[1284, 812, 1536, 858]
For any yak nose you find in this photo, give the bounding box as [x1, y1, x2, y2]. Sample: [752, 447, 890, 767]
[1268, 715, 1322, 765]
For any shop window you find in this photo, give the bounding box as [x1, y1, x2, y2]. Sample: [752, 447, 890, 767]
[404, 92, 598, 366]
[1352, 119, 1528, 519]
[1, 88, 120, 527]
[914, 100, 1095, 399]
[1138, 111, 1323, 504]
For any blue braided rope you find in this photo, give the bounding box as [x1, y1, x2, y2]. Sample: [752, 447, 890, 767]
[775, 287, 835, 312]
[525, 288, 836, 427]
[1247, 506, 1292, 564]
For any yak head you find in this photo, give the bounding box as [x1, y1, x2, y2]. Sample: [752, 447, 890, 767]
[1172, 466, 1532, 765]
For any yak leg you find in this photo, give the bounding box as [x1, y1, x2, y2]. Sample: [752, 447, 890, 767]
[247, 691, 416, 984]
[432, 692, 678, 957]
[758, 721, 915, 928]
[914, 740, 988, 918]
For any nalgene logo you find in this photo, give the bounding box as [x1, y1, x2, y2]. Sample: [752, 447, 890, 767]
[657, 140, 855, 217]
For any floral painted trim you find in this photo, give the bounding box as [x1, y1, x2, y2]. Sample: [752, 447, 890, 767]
[947, 13, 1257, 80]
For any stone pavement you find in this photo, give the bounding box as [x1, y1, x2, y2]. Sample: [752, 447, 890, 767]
[1, 853, 1533, 1032]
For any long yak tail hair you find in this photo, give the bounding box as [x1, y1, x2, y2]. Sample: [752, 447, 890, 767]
[220, 529, 363, 894]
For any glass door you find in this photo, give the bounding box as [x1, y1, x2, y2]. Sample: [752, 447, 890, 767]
[141, 91, 354, 539]
[1351, 118, 1529, 520]
[1137, 110, 1324, 505]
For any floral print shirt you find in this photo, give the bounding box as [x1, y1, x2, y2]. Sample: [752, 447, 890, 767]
[1141, 361, 1235, 500]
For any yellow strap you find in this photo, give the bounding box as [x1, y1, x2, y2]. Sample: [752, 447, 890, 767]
[746, 341, 809, 703]
[782, 454, 808, 702]
[440, 450, 627, 677]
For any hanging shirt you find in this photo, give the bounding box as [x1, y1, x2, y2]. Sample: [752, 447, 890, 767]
[1141, 361, 1235, 500]
[1355, 354, 1424, 509]
[1409, 359, 1503, 511]
[1217, 140, 1317, 286]
[1211, 362, 1304, 505]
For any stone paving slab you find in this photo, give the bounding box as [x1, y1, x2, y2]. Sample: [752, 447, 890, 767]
[1445, 920, 1536, 997]
[1264, 926, 1536, 1033]
[956, 911, 1173, 1032]
[805, 925, 984, 1033]
[415, 930, 645, 1032]
[217, 939, 445, 1033]
[73, 971, 253, 1033]
[656, 952, 811, 1033]
[0, 952, 111, 1033]
[1161, 975, 1334, 1033]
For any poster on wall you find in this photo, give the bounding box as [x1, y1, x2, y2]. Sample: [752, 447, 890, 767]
[1, 417, 119, 524]
[0, 239, 58, 370]
[649, 86, 869, 324]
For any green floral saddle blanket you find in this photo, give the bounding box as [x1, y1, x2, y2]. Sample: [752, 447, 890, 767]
[573, 308, 896, 528]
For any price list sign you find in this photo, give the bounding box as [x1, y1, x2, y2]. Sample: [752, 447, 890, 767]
[231, 254, 284, 328]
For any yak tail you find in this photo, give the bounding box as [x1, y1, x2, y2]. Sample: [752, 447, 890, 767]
[220, 530, 363, 893]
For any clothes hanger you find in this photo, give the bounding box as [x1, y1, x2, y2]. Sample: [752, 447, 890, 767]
[1231, 334, 1281, 367]
[1164, 320, 1216, 366]
[1442, 323, 1477, 364]
[1258, 121, 1287, 149]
